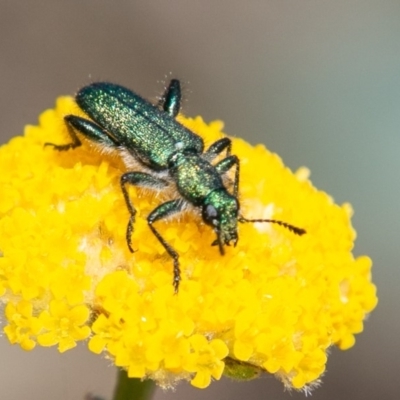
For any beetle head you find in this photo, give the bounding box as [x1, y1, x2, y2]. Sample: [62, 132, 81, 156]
[202, 189, 239, 255]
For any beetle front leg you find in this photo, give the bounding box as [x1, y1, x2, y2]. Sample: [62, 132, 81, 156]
[214, 155, 240, 197]
[204, 137, 232, 162]
[120, 172, 169, 253]
[147, 199, 185, 293]
[204, 137, 239, 196]
[45, 115, 118, 151]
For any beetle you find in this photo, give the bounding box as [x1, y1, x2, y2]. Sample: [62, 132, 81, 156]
[46, 79, 305, 292]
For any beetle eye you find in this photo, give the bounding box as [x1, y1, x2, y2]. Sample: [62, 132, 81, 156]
[203, 204, 219, 226]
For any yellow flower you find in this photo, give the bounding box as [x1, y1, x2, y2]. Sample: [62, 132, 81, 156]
[184, 335, 229, 388]
[0, 95, 377, 391]
[4, 300, 41, 351]
[36, 300, 91, 352]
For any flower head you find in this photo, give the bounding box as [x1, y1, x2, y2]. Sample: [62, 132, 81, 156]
[0, 95, 377, 390]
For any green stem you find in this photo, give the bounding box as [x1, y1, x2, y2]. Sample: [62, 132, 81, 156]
[112, 369, 156, 400]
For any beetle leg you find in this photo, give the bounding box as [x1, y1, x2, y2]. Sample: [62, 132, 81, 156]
[147, 199, 185, 293]
[45, 115, 118, 151]
[120, 172, 169, 253]
[214, 155, 240, 197]
[158, 79, 181, 118]
[203, 138, 239, 195]
[204, 137, 232, 162]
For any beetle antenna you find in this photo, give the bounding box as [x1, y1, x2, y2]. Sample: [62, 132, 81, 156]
[239, 217, 306, 236]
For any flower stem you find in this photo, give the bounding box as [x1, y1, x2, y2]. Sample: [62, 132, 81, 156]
[112, 369, 156, 400]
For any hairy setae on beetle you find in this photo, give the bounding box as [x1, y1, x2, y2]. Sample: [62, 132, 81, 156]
[46, 79, 305, 292]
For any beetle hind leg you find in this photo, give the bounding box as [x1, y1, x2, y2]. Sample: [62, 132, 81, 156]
[44, 116, 82, 151]
[45, 115, 119, 151]
[158, 79, 182, 118]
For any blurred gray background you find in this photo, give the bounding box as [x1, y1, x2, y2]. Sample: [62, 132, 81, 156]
[0, 1, 398, 399]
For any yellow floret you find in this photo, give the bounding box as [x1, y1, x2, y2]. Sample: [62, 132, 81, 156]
[0, 96, 377, 390]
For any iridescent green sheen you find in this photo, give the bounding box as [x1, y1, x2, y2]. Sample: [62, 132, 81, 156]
[46, 79, 305, 292]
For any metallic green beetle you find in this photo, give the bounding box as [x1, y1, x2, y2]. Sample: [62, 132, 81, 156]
[46, 80, 305, 292]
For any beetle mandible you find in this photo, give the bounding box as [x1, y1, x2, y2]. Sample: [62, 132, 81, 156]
[46, 80, 305, 292]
